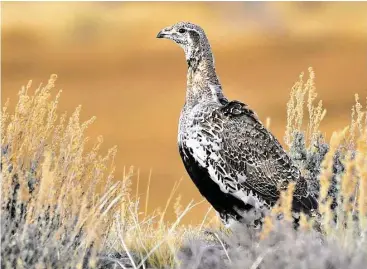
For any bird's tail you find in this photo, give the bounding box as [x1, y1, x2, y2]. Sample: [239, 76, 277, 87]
[292, 194, 318, 215]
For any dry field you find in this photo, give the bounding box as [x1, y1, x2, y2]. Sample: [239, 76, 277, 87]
[1, 68, 366, 268]
[2, 2, 367, 224]
[1, 3, 367, 268]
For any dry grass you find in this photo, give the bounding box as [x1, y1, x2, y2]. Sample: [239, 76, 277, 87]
[0, 75, 212, 268]
[1, 71, 367, 268]
[269, 69, 367, 258]
[1, 75, 124, 268]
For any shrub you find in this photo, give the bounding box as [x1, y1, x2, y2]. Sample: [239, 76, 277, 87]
[1, 70, 366, 268]
[1, 75, 123, 268]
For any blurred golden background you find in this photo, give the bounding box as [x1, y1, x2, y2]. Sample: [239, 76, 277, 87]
[2, 2, 367, 223]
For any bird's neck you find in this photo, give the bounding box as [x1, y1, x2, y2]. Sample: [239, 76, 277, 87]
[185, 52, 224, 106]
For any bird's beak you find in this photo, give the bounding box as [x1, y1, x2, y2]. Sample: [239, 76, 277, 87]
[156, 30, 165, 38]
[156, 27, 170, 39]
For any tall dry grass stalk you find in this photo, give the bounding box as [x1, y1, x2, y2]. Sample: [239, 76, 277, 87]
[106, 176, 210, 268]
[274, 68, 367, 242]
[1, 75, 126, 268]
[285, 67, 327, 149]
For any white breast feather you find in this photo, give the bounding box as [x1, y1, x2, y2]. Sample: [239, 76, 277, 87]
[185, 137, 207, 167]
[181, 108, 267, 210]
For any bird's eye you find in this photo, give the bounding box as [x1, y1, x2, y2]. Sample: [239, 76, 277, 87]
[178, 28, 186, 34]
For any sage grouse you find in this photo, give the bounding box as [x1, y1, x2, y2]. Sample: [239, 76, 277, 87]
[157, 22, 317, 226]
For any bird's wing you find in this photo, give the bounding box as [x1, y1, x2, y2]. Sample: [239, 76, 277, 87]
[191, 100, 311, 207]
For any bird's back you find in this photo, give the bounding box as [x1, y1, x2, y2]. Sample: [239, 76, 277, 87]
[179, 100, 318, 223]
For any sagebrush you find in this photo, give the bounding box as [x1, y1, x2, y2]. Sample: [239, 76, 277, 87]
[1, 69, 366, 268]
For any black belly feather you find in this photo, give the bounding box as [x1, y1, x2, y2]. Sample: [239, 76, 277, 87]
[179, 144, 253, 222]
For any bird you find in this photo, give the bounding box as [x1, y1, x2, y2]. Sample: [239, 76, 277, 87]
[156, 22, 318, 227]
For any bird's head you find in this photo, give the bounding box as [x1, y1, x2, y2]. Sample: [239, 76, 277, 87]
[156, 21, 211, 66]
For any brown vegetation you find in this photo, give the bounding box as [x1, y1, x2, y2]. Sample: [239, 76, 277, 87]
[1, 70, 366, 268]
